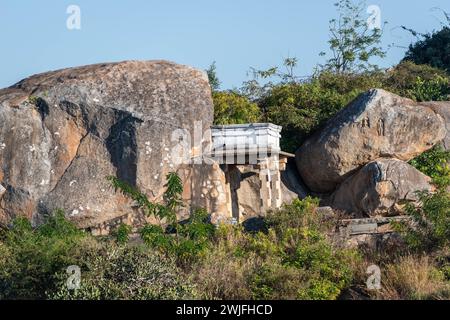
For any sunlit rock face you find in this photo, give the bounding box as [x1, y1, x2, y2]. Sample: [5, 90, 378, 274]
[0, 60, 230, 229]
[331, 158, 434, 217]
[296, 89, 446, 194]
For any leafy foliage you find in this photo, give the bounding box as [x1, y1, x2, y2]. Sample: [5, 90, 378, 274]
[113, 223, 132, 245]
[384, 61, 450, 101]
[212, 91, 262, 125]
[108, 171, 183, 225]
[394, 189, 449, 254]
[49, 245, 195, 300]
[248, 198, 357, 300]
[140, 208, 216, 266]
[408, 76, 450, 102]
[0, 211, 85, 299]
[409, 145, 450, 188]
[404, 26, 450, 74]
[194, 198, 359, 300]
[206, 61, 221, 92]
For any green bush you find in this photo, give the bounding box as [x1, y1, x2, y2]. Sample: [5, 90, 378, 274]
[113, 223, 132, 245]
[250, 198, 358, 300]
[213, 91, 262, 125]
[383, 61, 450, 101]
[408, 76, 450, 102]
[48, 245, 196, 300]
[0, 211, 86, 299]
[0, 211, 196, 300]
[140, 209, 216, 266]
[403, 26, 450, 74]
[260, 72, 383, 152]
[395, 189, 450, 253]
[194, 198, 359, 300]
[409, 145, 450, 188]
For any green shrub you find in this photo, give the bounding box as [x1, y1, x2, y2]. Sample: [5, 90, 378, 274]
[48, 245, 196, 300]
[0, 211, 85, 299]
[140, 224, 170, 248]
[194, 198, 358, 300]
[250, 198, 357, 300]
[383, 61, 449, 100]
[409, 145, 450, 188]
[139, 209, 216, 267]
[408, 76, 450, 102]
[114, 223, 132, 245]
[403, 26, 450, 74]
[261, 72, 383, 152]
[249, 260, 304, 300]
[395, 189, 450, 253]
[213, 91, 262, 125]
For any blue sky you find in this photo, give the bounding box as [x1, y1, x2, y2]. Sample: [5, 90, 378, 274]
[0, 0, 449, 89]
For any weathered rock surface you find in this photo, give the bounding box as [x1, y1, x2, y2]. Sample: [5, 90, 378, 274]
[423, 101, 450, 150]
[296, 89, 446, 193]
[332, 158, 433, 217]
[0, 60, 230, 228]
[225, 161, 307, 221]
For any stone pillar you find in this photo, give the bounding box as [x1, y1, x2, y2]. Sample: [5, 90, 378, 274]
[259, 159, 272, 214]
[272, 161, 282, 208]
[222, 164, 237, 223]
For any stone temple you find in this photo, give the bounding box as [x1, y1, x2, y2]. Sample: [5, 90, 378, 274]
[207, 123, 294, 223]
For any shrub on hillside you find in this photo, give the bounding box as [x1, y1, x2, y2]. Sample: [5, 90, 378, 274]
[113, 223, 132, 245]
[140, 208, 216, 266]
[0, 210, 196, 300]
[403, 26, 450, 74]
[260, 72, 383, 152]
[395, 189, 449, 254]
[409, 145, 450, 188]
[0, 211, 86, 299]
[193, 198, 359, 300]
[383, 61, 450, 101]
[408, 76, 450, 102]
[49, 244, 196, 300]
[213, 91, 262, 125]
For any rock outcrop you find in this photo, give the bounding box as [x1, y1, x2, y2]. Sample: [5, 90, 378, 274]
[332, 159, 433, 217]
[424, 101, 450, 150]
[296, 89, 446, 193]
[0, 60, 230, 229]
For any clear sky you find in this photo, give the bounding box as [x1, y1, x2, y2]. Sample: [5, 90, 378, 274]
[0, 0, 449, 90]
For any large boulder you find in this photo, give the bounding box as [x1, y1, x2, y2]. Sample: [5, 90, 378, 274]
[423, 101, 450, 150]
[331, 158, 433, 217]
[296, 89, 446, 193]
[0, 60, 230, 229]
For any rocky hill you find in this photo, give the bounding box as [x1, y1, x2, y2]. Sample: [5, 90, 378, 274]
[0, 62, 448, 232]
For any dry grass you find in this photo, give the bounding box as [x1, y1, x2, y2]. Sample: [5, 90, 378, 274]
[190, 225, 257, 300]
[375, 255, 450, 300]
[191, 245, 258, 300]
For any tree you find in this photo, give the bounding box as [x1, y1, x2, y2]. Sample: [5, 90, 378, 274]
[320, 0, 386, 73]
[239, 57, 303, 103]
[206, 61, 221, 92]
[212, 91, 261, 125]
[403, 26, 450, 74]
